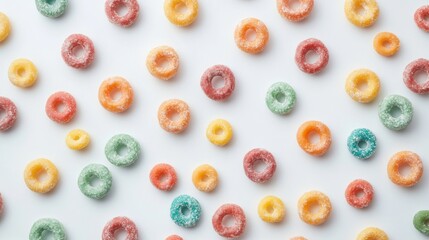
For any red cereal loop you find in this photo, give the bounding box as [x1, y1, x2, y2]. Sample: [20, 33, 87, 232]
[0, 97, 17, 131]
[45, 91, 77, 124]
[243, 148, 276, 183]
[200, 65, 235, 101]
[102, 216, 138, 240]
[149, 163, 178, 191]
[277, 0, 314, 22]
[403, 58, 429, 94]
[212, 204, 246, 239]
[415, 5, 429, 32]
[165, 235, 183, 240]
[105, 0, 140, 27]
[295, 38, 329, 74]
[345, 179, 374, 209]
[61, 34, 95, 69]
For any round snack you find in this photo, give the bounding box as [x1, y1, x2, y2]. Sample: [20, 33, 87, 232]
[414, 210, 429, 236]
[212, 204, 246, 238]
[345, 69, 380, 103]
[0, 97, 17, 131]
[146, 46, 179, 80]
[258, 195, 286, 223]
[290, 237, 308, 240]
[276, 0, 314, 22]
[170, 195, 201, 228]
[295, 38, 329, 74]
[192, 164, 218, 192]
[98, 76, 134, 113]
[206, 119, 233, 146]
[66, 129, 90, 150]
[356, 227, 388, 240]
[78, 163, 112, 199]
[403, 58, 429, 94]
[105, 0, 140, 27]
[0, 12, 11, 42]
[35, 0, 68, 18]
[8, 58, 38, 88]
[24, 158, 59, 194]
[234, 18, 269, 54]
[61, 34, 95, 69]
[297, 121, 331, 156]
[265, 82, 296, 115]
[344, 0, 379, 28]
[298, 191, 332, 225]
[373, 32, 400, 57]
[0, 193, 3, 215]
[345, 179, 374, 208]
[164, 0, 198, 27]
[415, 5, 429, 32]
[378, 95, 413, 131]
[150, 163, 177, 191]
[158, 99, 191, 134]
[105, 134, 140, 167]
[347, 128, 377, 160]
[243, 148, 276, 183]
[29, 218, 66, 240]
[200, 65, 235, 101]
[102, 216, 138, 240]
[166, 235, 183, 240]
[45, 91, 77, 124]
[387, 151, 423, 187]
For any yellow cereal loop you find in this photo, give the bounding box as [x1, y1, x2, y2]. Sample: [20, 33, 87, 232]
[0, 12, 11, 42]
[192, 164, 218, 192]
[206, 119, 233, 146]
[258, 195, 286, 223]
[356, 227, 388, 240]
[164, 0, 198, 27]
[298, 191, 332, 225]
[344, 0, 379, 28]
[66, 129, 90, 150]
[8, 58, 38, 88]
[24, 158, 59, 194]
[345, 69, 380, 103]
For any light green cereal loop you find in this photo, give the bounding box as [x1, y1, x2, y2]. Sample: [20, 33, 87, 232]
[105, 134, 141, 167]
[265, 82, 296, 115]
[414, 210, 429, 236]
[378, 94, 413, 130]
[170, 195, 201, 228]
[29, 218, 66, 240]
[35, 0, 68, 18]
[78, 164, 112, 200]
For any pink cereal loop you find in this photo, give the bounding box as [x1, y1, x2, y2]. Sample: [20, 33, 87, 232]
[200, 65, 235, 101]
[243, 148, 277, 183]
[415, 5, 429, 32]
[0, 97, 17, 131]
[295, 38, 329, 74]
[403, 58, 429, 94]
[61, 34, 95, 69]
[105, 0, 140, 27]
[212, 204, 246, 238]
[102, 216, 138, 240]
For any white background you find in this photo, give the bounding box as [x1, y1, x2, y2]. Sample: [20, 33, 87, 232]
[1, 0, 429, 239]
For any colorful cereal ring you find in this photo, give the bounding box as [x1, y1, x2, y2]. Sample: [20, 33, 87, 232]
[158, 99, 191, 134]
[206, 119, 233, 146]
[298, 191, 332, 225]
[164, 0, 198, 27]
[344, 0, 379, 28]
[415, 6, 429, 32]
[29, 218, 66, 240]
[45, 91, 77, 124]
[373, 32, 400, 57]
[105, 0, 140, 27]
[102, 216, 138, 240]
[243, 148, 276, 183]
[105, 134, 140, 167]
[297, 121, 331, 156]
[200, 65, 235, 101]
[8, 58, 38, 88]
[387, 151, 423, 187]
[290, 237, 308, 240]
[150, 163, 177, 191]
[295, 38, 329, 74]
[413, 210, 429, 236]
[258, 195, 286, 223]
[266, 82, 296, 115]
[356, 227, 388, 240]
[345, 179, 374, 208]
[24, 158, 59, 194]
[276, 0, 314, 22]
[35, 0, 68, 18]
[378, 95, 413, 131]
[0, 97, 17, 131]
[61, 34, 95, 69]
[0, 193, 3, 215]
[170, 195, 201, 228]
[403, 58, 429, 94]
[66, 129, 90, 150]
[212, 204, 246, 238]
[166, 235, 183, 240]
[146, 46, 179, 80]
[0, 12, 11, 42]
[345, 69, 380, 103]
[192, 164, 218, 192]
[98, 76, 134, 113]
[234, 18, 269, 54]
[347, 128, 377, 159]
[78, 164, 112, 199]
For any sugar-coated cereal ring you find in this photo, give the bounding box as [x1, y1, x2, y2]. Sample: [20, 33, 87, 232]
[158, 99, 191, 134]
[102, 216, 138, 240]
[166, 235, 183, 240]
[345, 179, 374, 208]
[345, 69, 380, 103]
[290, 237, 308, 240]
[266, 82, 296, 115]
[378, 95, 413, 131]
[298, 191, 332, 225]
[35, 0, 68, 18]
[415, 6, 429, 32]
[356, 227, 388, 240]
[105, 0, 139, 27]
[99, 76, 134, 113]
[0, 97, 17, 131]
[387, 151, 423, 187]
[297, 121, 331, 156]
[276, 0, 314, 22]
[29, 218, 66, 240]
[200, 65, 235, 101]
[243, 148, 276, 183]
[150, 163, 177, 191]
[295, 38, 329, 74]
[45, 91, 77, 124]
[78, 163, 112, 199]
[192, 164, 218, 192]
[24, 158, 59, 194]
[164, 0, 198, 27]
[146, 46, 179, 80]
[212, 204, 246, 238]
[66, 129, 90, 150]
[170, 195, 201, 228]
[0, 12, 11, 42]
[234, 18, 269, 54]
[206, 119, 233, 146]
[373, 32, 400, 57]
[403, 58, 429, 94]
[347, 128, 377, 160]
[8, 58, 38, 88]
[105, 134, 140, 167]
[0, 193, 3, 215]
[414, 210, 429, 236]
[258, 195, 286, 223]
[61, 34, 95, 69]
[344, 0, 379, 28]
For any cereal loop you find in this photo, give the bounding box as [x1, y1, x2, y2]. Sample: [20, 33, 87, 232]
[290, 237, 308, 240]
[212, 204, 246, 238]
[295, 38, 329, 74]
[78, 164, 112, 199]
[24, 158, 59, 194]
[345, 69, 380, 103]
[298, 191, 332, 225]
[373, 32, 400, 57]
[29, 218, 66, 240]
[415, 5, 429, 32]
[102, 216, 138, 240]
[276, 0, 314, 22]
[45, 91, 77, 124]
[61, 34, 95, 69]
[99, 77, 134, 113]
[403, 58, 429, 94]
[258, 195, 286, 223]
[146, 46, 179, 80]
[66, 129, 90, 150]
[378, 95, 413, 131]
[200, 65, 235, 101]
[166, 235, 183, 240]
[414, 210, 429, 236]
[192, 164, 218, 192]
[297, 121, 331, 156]
[345, 179, 374, 208]
[243, 148, 277, 183]
[8, 58, 38, 88]
[265, 82, 296, 115]
[234, 18, 269, 54]
[387, 151, 423, 187]
[170, 195, 201, 228]
[344, 0, 379, 28]
[0, 97, 17, 131]
[150, 163, 177, 191]
[35, 0, 68, 18]
[105, 0, 140, 27]
[164, 0, 198, 27]
[158, 99, 191, 134]
[0, 12, 11, 42]
[206, 119, 233, 146]
[105, 134, 141, 167]
[356, 227, 388, 240]
[347, 128, 377, 160]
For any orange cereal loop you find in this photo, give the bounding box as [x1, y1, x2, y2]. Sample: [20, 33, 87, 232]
[24, 158, 59, 194]
[234, 18, 269, 54]
[373, 32, 400, 57]
[290, 237, 308, 240]
[297, 121, 331, 156]
[164, 0, 198, 27]
[158, 99, 191, 134]
[387, 151, 423, 187]
[146, 46, 179, 80]
[277, 0, 314, 22]
[98, 76, 134, 113]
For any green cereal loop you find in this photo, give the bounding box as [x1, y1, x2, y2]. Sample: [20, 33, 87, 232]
[170, 195, 201, 228]
[78, 164, 112, 200]
[414, 210, 429, 236]
[347, 128, 377, 159]
[29, 218, 66, 240]
[378, 94, 413, 130]
[265, 82, 296, 115]
[105, 134, 141, 167]
[35, 0, 68, 18]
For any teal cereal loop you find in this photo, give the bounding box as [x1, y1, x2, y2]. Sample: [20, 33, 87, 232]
[265, 82, 296, 115]
[170, 195, 201, 228]
[347, 128, 377, 159]
[414, 210, 429, 236]
[35, 0, 68, 18]
[78, 164, 112, 199]
[105, 134, 140, 167]
[378, 95, 413, 130]
[29, 218, 66, 240]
